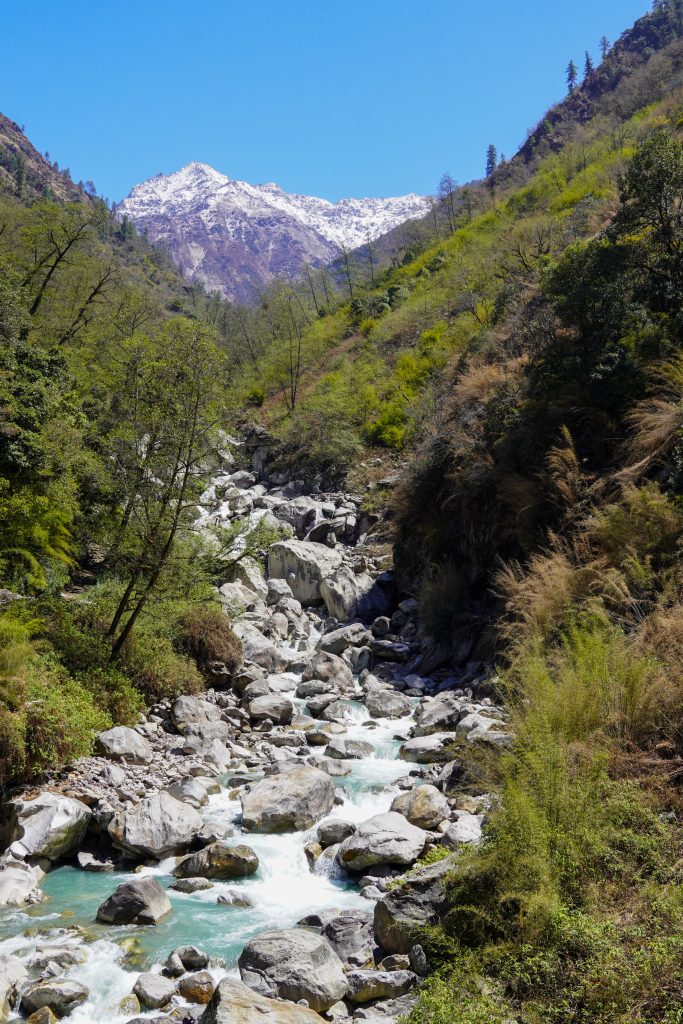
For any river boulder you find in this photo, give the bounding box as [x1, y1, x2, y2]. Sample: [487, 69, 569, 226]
[390, 785, 450, 830]
[337, 812, 426, 871]
[301, 651, 354, 692]
[241, 766, 335, 832]
[20, 980, 89, 1019]
[345, 969, 416, 1003]
[238, 928, 347, 1011]
[0, 952, 27, 1020]
[373, 853, 458, 953]
[94, 726, 153, 763]
[133, 973, 176, 1010]
[248, 695, 294, 725]
[0, 857, 43, 906]
[107, 792, 202, 859]
[6, 792, 91, 861]
[365, 689, 411, 720]
[198, 977, 323, 1024]
[175, 842, 259, 880]
[268, 540, 343, 606]
[413, 693, 464, 736]
[96, 876, 171, 925]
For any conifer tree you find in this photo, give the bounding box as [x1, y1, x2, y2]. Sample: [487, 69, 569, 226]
[567, 60, 578, 94]
[600, 35, 610, 60]
[584, 51, 594, 79]
[486, 145, 498, 179]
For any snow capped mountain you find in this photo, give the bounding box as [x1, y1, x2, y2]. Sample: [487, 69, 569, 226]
[117, 162, 431, 302]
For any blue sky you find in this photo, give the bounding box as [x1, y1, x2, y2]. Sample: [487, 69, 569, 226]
[3, 0, 649, 203]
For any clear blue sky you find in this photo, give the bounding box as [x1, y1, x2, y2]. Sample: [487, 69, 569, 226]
[3, 0, 649, 203]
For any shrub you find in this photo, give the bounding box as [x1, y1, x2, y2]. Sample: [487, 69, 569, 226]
[176, 604, 242, 675]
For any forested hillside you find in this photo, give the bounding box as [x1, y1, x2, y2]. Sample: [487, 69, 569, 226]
[2, 2, 683, 1021]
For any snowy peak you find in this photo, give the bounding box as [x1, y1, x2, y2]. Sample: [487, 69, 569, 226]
[118, 163, 430, 302]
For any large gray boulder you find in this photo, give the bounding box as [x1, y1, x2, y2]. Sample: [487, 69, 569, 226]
[320, 567, 375, 622]
[337, 812, 426, 871]
[390, 785, 450, 830]
[133, 972, 176, 1009]
[96, 876, 171, 925]
[321, 909, 374, 966]
[0, 953, 27, 1020]
[7, 792, 91, 861]
[441, 813, 484, 849]
[175, 842, 259, 879]
[324, 738, 374, 760]
[365, 689, 411, 720]
[345, 970, 416, 1003]
[95, 725, 153, 763]
[301, 651, 354, 691]
[0, 857, 43, 906]
[248, 695, 294, 725]
[20, 979, 89, 1018]
[172, 695, 222, 732]
[165, 776, 210, 809]
[199, 977, 323, 1024]
[318, 623, 371, 656]
[233, 622, 290, 673]
[413, 693, 464, 736]
[241, 766, 335, 832]
[107, 792, 202, 859]
[238, 928, 347, 1011]
[399, 733, 453, 764]
[373, 853, 458, 953]
[268, 540, 343, 606]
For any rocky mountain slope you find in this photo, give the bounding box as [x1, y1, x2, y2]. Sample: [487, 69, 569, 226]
[117, 162, 430, 301]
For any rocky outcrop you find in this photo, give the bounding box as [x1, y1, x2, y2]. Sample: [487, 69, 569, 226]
[5, 793, 90, 862]
[268, 540, 343, 606]
[199, 978, 324, 1024]
[241, 766, 335, 832]
[238, 928, 347, 1011]
[107, 792, 202, 859]
[373, 854, 458, 954]
[337, 812, 426, 871]
[96, 876, 172, 925]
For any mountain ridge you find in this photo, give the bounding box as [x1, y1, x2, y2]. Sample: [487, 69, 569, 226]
[116, 161, 430, 301]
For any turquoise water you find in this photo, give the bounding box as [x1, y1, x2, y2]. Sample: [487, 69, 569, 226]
[0, 699, 417, 1023]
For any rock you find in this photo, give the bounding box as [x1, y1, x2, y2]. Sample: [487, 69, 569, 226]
[166, 777, 210, 809]
[301, 651, 354, 691]
[233, 622, 290, 673]
[172, 696, 222, 732]
[436, 760, 466, 795]
[218, 890, 254, 908]
[175, 842, 259, 879]
[164, 951, 185, 978]
[296, 679, 335, 699]
[133, 973, 176, 1009]
[0, 952, 27, 1020]
[174, 945, 210, 970]
[322, 909, 374, 965]
[96, 876, 172, 925]
[275, 496, 323, 538]
[95, 726, 153, 763]
[178, 971, 216, 1005]
[345, 970, 416, 1003]
[198, 977, 322, 1024]
[108, 792, 202, 859]
[325, 738, 374, 760]
[379, 955, 411, 971]
[441, 813, 484, 848]
[21, 980, 89, 1019]
[409, 944, 429, 977]
[268, 540, 343, 606]
[267, 578, 294, 605]
[413, 693, 464, 736]
[0, 857, 43, 906]
[231, 557, 269, 600]
[76, 851, 114, 872]
[365, 690, 411, 720]
[318, 623, 371, 656]
[337, 813, 426, 871]
[390, 785, 450, 830]
[172, 877, 214, 893]
[26, 1009, 57, 1024]
[241, 766, 335, 832]
[399, 734, 453, 764]
[317, 820, 356, 847]
[373, 853, 458, 953]
[238, 928, 347, 1011]
[248, 695, 294, 725]
[368, 640, 411, 662]
[320, 567, 381, 623]
[6, 793, 91, 861]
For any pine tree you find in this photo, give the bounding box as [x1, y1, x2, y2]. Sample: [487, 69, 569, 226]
[584, 51, 594, 79]
[14, 153, 26, 197]
[600, 35, 610, 60]
[486, 145, 498, 179]
[567, 60, 578, 94]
